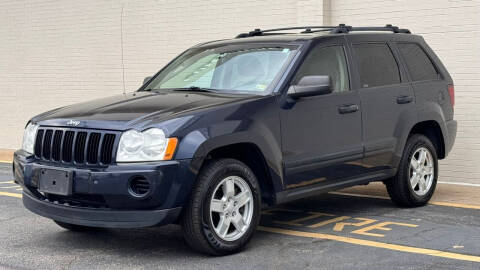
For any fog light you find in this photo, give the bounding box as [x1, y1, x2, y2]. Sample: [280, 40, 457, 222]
[128, 176, 151, 198]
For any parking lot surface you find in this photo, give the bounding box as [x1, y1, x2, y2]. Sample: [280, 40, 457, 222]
[1, 163, 479, 270]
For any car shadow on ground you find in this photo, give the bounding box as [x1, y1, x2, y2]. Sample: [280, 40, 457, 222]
[31, 193, 400, 258]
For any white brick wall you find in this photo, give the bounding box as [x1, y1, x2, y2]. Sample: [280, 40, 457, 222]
[0, 0, 479, 183]
[0, 0, 306, 149]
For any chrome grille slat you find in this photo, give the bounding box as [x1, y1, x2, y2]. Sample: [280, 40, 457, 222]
[33, 127, 118, 166]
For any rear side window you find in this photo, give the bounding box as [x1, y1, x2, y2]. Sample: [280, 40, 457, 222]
[353, 44, 400, 88]
[398, 43, 439, 81]
[292, 45, 350, 93]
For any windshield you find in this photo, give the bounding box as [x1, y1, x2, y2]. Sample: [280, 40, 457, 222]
[144, 44, 299, 94]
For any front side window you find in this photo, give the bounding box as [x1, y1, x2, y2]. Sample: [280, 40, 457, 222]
[292, 45, 350, 93]
[398, 43, 439, 81]
[353, 43, 400, 88]
[144, 44, 298, 94]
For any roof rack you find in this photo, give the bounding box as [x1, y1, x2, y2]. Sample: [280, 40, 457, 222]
[331, 24, 411, 34]
[236, 24, 411, 38]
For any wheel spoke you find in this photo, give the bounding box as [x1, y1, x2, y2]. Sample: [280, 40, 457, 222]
[216, 216, 231, 237]
[419, 177, 427, 192]
[418, 149, 427, 165]
[234, 191, 251, 208]
[210, 199, 224, 213]
[410, 157, 419, 170]
[424, 165, 433, 175]
[223, 178, 235, 197]
[231, 213, 246, 232]
[410, 174, 420, 189]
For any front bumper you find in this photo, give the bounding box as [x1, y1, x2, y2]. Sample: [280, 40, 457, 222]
[13, 150, 197, 228]
[23, 191, 182, 228]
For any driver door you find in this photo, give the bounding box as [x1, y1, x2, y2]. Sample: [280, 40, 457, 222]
[281, 41, 364, 189]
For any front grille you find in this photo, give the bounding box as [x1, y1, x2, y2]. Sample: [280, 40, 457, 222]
[34, 127, 118, 166]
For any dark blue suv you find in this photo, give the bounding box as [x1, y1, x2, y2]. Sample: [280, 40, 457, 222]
[14, 25, 457, 255]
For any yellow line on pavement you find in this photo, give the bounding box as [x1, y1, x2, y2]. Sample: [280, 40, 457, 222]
[0, 160, 12, 164]
[0, 191, 22, 198]
[258, 226, 480, 263]
[430, 201, 480, 210]
[0, 180, 14, 184]
[330, 191, 480, 210]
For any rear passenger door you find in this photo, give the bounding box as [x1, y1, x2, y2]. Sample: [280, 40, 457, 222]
[351, 42, 416, 171]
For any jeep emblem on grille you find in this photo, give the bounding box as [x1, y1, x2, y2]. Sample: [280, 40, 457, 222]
[66, 120, 81, 127]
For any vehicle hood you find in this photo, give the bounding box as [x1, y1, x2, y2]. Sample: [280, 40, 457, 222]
[33, 91, 257, 131]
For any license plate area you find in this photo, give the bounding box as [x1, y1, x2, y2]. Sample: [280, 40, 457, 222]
[38, 168, 73, 196]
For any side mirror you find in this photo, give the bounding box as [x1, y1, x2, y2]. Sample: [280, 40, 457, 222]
[143, 76, 153, 85]
[288, 75, 332, 99]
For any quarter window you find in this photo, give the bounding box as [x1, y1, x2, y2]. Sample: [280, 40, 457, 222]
[292, 45, 350, 93]
[353, 44, 400, 88]
[398, 43, 439, 81]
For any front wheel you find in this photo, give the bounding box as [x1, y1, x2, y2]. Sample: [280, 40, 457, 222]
[181, 158, 261, 255]
[386, 134, 438, 207]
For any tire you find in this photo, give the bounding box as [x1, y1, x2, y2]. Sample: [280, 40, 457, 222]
[53, 220, 99, 232]
[386, 134, 438, 207]
[181, 158, 261, 255]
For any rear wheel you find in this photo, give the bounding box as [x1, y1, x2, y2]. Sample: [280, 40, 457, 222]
[53, 220, 98, 231]
[181, 158, 261, 255]
[386, 134, 438, 207]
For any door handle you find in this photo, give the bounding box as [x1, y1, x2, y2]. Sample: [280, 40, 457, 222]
[338, 104, 359, 114]
[396, 95, 413, 104]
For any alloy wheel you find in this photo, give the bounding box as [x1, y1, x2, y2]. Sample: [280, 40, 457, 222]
[409, 147, 435, 196]
[209, 176, 254, 241]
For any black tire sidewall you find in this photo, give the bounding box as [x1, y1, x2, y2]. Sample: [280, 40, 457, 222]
[200, 159, 261, 253]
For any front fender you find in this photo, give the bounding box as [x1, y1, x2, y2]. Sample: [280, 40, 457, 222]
[175, 98, 283, 191]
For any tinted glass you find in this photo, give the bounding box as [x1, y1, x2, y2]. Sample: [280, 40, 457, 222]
[293, 45, 349, 92]
[353, 44, 400, 88]
[398, 43, 438, 81]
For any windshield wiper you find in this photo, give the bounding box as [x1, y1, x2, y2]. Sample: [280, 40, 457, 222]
[171, 86, 215, 92]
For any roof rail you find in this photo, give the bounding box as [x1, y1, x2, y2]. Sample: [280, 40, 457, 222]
[236, 24, 411, 38]
[331, 24, 411, 34]
[236, 26, 338, 38]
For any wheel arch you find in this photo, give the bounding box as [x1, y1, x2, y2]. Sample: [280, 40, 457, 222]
[191, 139, 282, 206]
[408, 120, 445, 159]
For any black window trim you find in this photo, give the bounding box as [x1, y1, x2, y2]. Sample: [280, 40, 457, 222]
[395, 41, 442, 83]
[352, 42, 406, 90]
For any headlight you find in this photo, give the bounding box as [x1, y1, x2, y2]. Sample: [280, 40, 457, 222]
[116, 128, 178, 162]
[22, 122, 39, 154]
